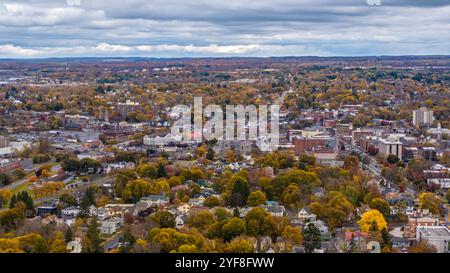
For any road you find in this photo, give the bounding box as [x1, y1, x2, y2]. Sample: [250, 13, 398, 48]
[341, 137, 382, 178]
[34, 175, 114, 206]
[343, 137, 418, 197]
[1, 160, 58, 191]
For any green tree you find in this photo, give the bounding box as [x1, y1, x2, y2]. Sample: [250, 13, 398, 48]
[157, 163, 167, 178]
[118, 229, 136, 253]
[9, 194, 17, 209]
[387, 154, 400, 164]
[65, 228, 73, 243]
[0, 173, 11, 187]
[302, 223, 321, 253]
[84, 217, 103, 253]
[206, 148, 215, 161]
[228, 176, 250, 207]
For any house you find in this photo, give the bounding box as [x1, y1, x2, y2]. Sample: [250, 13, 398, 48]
[133, 201, 152, 216]
[177, 204, 191, 215]
[344, 231, 370, 252]
[41, 215, 60, 226]
[255, 236, 273, 253]
[308, 220, 329, 236]
[297, 207, 316, 222]
[415, 226, 450, 253]
[188, 197, 204, 206]
[89, 205, 98, 217]
[61, 207, 80, 219]
[192, 194, 207, 202]
[97, 208, 109, 220]
[105, 204, 135, 218]
[100, 217, 122, 235]
[265, 204, 286, 217]
[276, 237, 286, 252]
[141, 195, 170, 206]
[175, 215, 188, 229]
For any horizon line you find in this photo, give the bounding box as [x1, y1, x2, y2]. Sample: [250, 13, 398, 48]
[0, 54, 449, 61]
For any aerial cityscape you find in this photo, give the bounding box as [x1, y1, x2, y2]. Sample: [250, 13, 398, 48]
[0, 0, 449, 256]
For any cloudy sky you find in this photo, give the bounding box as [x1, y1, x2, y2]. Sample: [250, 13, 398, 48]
[0, 0, 449, 58]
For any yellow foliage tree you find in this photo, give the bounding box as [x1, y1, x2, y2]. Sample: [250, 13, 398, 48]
[0, 189, 12, 207]
[358, 209, 387, 232]
[50, 231, 67, 253]
[0, 238, 23, 253]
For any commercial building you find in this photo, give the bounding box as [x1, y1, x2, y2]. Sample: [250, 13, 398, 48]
[117, 100, 142, 118]
[413, 107, 434, 126]
[416, 226, 450, 253]
[378, 137, 403, 160]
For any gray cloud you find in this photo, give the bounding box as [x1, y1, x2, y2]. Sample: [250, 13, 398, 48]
[0, 0, 449, 57]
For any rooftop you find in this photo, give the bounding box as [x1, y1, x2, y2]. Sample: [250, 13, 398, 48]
[417, 226, 450, 237]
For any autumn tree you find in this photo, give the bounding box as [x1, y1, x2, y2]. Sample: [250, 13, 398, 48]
[247, 191, 267, 207]
[419, 192, 442, 215]
[150, 211, 176, 228]
[369, 198, 391, 218]
[281, 184, 301, 209]
[358, 210, 388, 233]
[222, 217, 246, 242]
[0, 189, 12, 208]
[282, 226, 303, 251]
[203, 196, 221, 208]
[122, 180, 152, 203]
[244, 208, 276, 239]
[50, 231, 67, 253]
[224, 237, 254, 253]
[344, 155, 360, 175]
[188, 211, 216, 230]
[408, 241, 437, 253]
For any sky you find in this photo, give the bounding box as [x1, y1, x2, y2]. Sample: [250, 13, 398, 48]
[0, 0, 449, 58]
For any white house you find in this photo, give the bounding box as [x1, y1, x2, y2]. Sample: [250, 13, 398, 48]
[99, 218, 122, 235]
[298, 207, 316, 222]
[175, 215, 187, 229]
[141, 195, 170, 206]
[143, 134, 182, 147]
